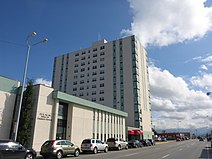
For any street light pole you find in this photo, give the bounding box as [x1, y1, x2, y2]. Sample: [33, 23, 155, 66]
[14, 32, 48, 141]
[177, 120, 181, 134]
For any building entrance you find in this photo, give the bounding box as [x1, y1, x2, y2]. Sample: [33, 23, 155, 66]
[56, 102, 68, 139]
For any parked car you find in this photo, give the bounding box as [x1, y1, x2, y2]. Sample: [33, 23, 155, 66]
[185, 136, 190, 140]
[148, 139, 155, 145]
[199, 137, 204, 141]
[161, 137, 167, 142]
[81, 139, 108, 154]
[141, 139, 152, 146]
[128, 140, 143, 148]
[155, 137, 161, 141]
[106, 138, 128, 150]
[40, 140, 80, 159]
[176, 137, 181, 141]
[0, 140, 37, 159]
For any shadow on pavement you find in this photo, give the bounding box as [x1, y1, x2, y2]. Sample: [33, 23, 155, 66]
[199, 147, 212, 158]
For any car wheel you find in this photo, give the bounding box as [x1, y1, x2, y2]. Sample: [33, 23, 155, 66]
[125, 145, 128, 150]
[104, 146, 108, 153]
[74, 149, 80, 157]
[118, 145, 121, 151]
[25, 153, 34, 159]
[93, 147, 97, 154]
[56, 150, 63, 159]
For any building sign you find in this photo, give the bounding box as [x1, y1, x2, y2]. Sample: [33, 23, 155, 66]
[37, 112, 52, 121]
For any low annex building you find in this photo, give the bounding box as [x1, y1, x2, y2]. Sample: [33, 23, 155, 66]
[0, 76, 20, 139]
[0, 76, 127, 151]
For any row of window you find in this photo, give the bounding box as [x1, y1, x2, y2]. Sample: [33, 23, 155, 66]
[72, 93, 105, 102]
[75, 57, 105, 62]
[73, 82, 104, 87]
[74, 69, 105, 75]
[74, 47, 105, 57]
[73, 75, 104, 80]
[73, 87, 105, 94]
[74, 63, 105, 68]
[112, 39, 123, 47]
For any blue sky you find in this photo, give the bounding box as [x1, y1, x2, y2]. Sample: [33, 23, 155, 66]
[0, 0, 212, 131]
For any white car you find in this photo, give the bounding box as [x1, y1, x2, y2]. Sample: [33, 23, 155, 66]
[106, 138, 128, 150]
[81, 139, 108, 154]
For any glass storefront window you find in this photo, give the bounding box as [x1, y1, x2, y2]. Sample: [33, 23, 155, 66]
[56, 103, 68, 140]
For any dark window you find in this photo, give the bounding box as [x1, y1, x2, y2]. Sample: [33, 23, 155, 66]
[56, 103, 68, 140]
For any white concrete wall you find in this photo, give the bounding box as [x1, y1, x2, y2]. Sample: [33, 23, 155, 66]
[32, 85, 55, 151]
[0, 91, 16, 139]
[31, 85, 127, 151]
[70, 105, 93, 147]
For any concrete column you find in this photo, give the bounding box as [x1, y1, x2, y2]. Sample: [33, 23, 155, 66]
[117, 116, 120, 138]
[108, 113, 111, 138]
[93, 110, 97, 139]
[122, 117, 126, 140]
[111, 115, 114, 137]
[50, 99, 59, 139]
[102, 112, 105, 141]
[98, 112, 101, 139]
[66, 104, 73, 140]
[105, 113, 108, 141]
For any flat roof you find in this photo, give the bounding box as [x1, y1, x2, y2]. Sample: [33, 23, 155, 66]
[52, 90, 128, 117]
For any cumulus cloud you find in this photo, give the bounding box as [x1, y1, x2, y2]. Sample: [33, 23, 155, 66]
[149, 65, 212, 130]
[191, 74, 212, 90]
[34, 78, 52, 87]
[122, 0, 212, 46]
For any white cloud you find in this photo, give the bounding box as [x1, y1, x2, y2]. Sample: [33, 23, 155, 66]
[191, 74, 212, 90]
[201, 55, 212, 62]
[192, 53, 212, 63]
[123, 0, 212, 46]
[34, 78, 52, 87]
[200, 65, 208, 70]
[149, 65, 212, 130]
[149, 66, 190, 99]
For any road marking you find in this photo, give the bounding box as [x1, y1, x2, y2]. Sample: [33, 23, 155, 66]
[124, 153, 138, 157]
[179, 148, 183, 151]
[162, 154, 170, 158]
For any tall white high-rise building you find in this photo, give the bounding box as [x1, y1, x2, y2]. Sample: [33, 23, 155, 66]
[52, 35, 152, 138]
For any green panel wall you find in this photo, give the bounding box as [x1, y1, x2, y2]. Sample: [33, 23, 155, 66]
[52, 91, 128, 117]
[0, 76, 20, 94]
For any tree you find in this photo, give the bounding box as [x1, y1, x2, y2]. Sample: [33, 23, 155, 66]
[17, 80, 34, 147]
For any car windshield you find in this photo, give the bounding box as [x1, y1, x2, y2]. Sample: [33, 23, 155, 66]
[107, 138, 116, 142]
[82, 139, 90, 144]
[43, 140, 54, 146]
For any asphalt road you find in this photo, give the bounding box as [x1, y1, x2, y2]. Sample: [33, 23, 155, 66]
[37, 140, 212, 159]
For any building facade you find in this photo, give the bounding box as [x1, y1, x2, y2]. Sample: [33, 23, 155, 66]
[0, 76, 127, 151]
[0, 76, 20, 139]
[52, 35, 152, 138]
[31, 84, 127, 151]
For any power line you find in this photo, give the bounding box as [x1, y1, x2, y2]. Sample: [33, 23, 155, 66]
[0, 39, 25, 47]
